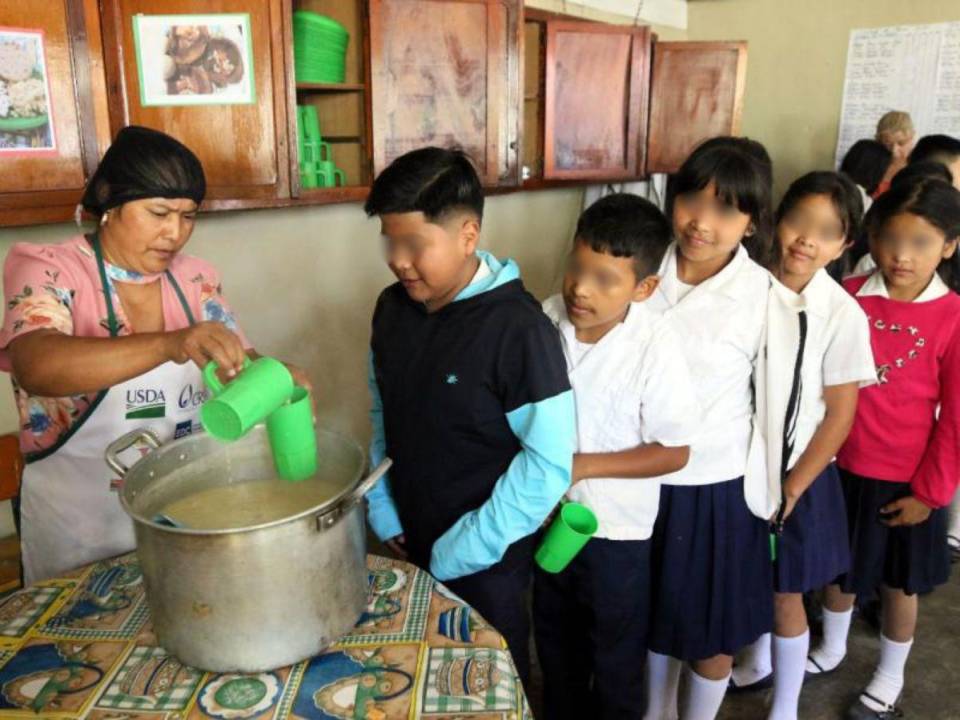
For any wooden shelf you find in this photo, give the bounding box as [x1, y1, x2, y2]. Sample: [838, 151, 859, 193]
[297, 186, 370, 203]
[296, 83, 366, 92]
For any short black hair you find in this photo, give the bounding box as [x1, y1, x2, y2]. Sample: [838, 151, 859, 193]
[892, 160, 953, 188]
[776, 171, 863, 276]
[839, 139, 892, 196]
[364, 147, 484, 223]
[909, 134, 960, 166]
[667, 136, 774, 266]
[574, 193, 672, 279]
[866, 176, 960, 291]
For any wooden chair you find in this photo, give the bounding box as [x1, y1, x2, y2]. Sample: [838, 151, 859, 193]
[0, 433, 23, 593]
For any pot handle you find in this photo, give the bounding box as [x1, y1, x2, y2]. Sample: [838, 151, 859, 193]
[106, 429, 162, 478]
[315, 458, 392, 533]
[347, 458, 393, 506]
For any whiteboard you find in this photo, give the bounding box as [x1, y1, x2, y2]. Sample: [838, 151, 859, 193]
[835, 22, 960, 167]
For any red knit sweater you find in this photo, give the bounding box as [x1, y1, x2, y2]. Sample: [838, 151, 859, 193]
[837, 274, 960, 508]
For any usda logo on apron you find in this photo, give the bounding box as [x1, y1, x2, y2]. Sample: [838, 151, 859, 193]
[126, 389, 166, 420]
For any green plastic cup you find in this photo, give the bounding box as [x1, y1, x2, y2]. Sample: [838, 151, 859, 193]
[534, 502, 598, 573]
[201, 357, 294, 441]
[316, 160, 346, 187]
[266, 386, 317, 481]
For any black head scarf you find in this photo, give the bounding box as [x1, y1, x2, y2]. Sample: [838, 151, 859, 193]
[81, 125, 206, 217]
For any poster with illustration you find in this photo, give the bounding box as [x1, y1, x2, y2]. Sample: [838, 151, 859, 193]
[0, 27, 56, 157]
[132, 13, 255, 107]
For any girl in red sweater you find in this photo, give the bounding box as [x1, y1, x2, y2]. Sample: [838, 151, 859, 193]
[806, 177, 960, 719]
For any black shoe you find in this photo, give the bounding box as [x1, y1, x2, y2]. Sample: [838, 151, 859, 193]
[727, 671, 773, 694]
[845, 692, 904, 719]
[804, 653, 842, 681]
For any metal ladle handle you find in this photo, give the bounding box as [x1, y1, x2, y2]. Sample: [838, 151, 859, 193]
[105, 429, 162, 478]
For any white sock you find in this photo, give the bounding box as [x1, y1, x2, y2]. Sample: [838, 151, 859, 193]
[768, 630, 810, 720]
[732, 632, 772, 687]
[860, 635, 912, 712]
[948, 491, 960, 546]
[806, 606, 852, 673]
[643, 651, 682, 720]
[682, 669, 730, 720]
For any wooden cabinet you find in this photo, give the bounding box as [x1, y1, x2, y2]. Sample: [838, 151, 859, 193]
[647, 41, 748, 174]
[0, 1, 749, 227]
[99, 0, 291, 207]
[0, 0, 110, 225]
[542, 21, 650, 180]
[369, 0, 522, 187]
[290, 0, 373, 202]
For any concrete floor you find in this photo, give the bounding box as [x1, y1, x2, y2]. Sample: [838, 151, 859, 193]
[527, 562, 960, 719]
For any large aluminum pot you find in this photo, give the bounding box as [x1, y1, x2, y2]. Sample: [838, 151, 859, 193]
[106, 425, 390, 673]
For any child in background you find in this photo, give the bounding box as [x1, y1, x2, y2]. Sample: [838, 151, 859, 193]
[642, 136, 774, 720]
[908, 134, 960, 190]
[363, 147, 576, 683]
[807, 177, 960, 719]
[840, 139, 892, 213]
[534, 194, 700, 720]
[874, 111, 916, 197]
[729, 172, 875, 720]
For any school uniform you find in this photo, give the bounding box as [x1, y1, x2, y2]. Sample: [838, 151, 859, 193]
[644, 242, 773, 661]
[836, 271, 960, 595]
[365, 251, 576, 683]
[533, 295, 700, 720]
[759, 270, 876, 593]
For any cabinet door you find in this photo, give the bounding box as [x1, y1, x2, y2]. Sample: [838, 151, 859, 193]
[646, 41, 747, 174]
[0, 0, 110, 226]
[369, 0, 522, 186]
[542, 21, 650, 181]
[100, 0, 290, 205]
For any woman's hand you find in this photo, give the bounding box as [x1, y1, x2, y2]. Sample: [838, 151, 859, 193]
[165, 321, 247, 376]
[880, 496, 932, 527]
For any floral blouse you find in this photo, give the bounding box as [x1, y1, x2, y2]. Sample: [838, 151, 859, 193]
[0, 235, 250, 458]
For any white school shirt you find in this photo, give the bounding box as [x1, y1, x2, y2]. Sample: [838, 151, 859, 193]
[543, 295, 702, 540]
[856, 269, 950, 302]
[646, 242, 771, 486]
[771, 269, 877, 470]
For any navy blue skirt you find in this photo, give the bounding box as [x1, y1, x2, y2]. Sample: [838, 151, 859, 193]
[648, 477, 773, 661]
[836, 468, 950, 596]
[774, 463, 851, 593]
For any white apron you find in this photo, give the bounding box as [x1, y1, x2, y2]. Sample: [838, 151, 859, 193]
[20, 236, 205, 585]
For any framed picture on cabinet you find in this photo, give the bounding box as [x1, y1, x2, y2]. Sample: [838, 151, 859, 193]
[132, 13, 256, 107]
[0, 27, 56, 157]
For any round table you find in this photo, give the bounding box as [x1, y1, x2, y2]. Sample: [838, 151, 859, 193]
[0, 552, 532, 719]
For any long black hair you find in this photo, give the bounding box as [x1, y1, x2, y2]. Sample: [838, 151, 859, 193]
[865, 177, 960, 291]
[839, 139, 892, 196]
[775, 171, 863, 279]
[667, 136, 774, 266]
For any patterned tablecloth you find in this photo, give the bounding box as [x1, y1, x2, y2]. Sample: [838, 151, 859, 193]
[0, 552, 531, 719]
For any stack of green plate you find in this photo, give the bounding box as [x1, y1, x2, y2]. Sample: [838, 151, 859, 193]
[293, 11, 349, 84]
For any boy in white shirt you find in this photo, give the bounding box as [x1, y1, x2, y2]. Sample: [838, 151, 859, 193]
[534, 194, 701, 720]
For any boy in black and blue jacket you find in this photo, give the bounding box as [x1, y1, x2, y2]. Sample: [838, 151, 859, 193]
[364, 147, 575, 682]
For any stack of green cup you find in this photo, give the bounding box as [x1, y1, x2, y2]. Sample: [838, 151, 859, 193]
[293, 11, 349, 84]
[201, 359, 318, 482]
[297, 105, 347, 189]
